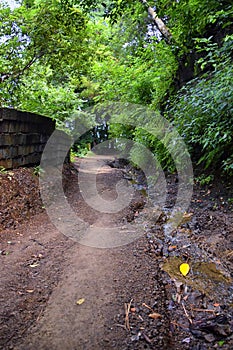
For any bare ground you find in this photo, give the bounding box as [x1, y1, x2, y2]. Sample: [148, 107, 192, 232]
[0, 155, 233, 349]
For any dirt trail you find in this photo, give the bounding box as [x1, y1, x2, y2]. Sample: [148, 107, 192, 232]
[14, 240, 167, 350]
[1, 155, 170, 350]
[1, 155, 233, 350]
[15, 245, 124, 350]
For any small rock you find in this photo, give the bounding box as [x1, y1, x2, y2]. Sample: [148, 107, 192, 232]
[204, 333, 215, 342]
[182, 337, 191, 343]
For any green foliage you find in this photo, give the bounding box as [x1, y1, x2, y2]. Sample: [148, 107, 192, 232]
[0, 166, 7, 174]
[33, 165, 44, 176]
[218, 340, 225, 347]
[0, 0, 90, 106]
[1, 0, 233, 178]
[81, 20, 178, 108]
[167, 38, 233, 173]
[13, 64, 84, 128]
[156, 0, 233, 51]
[72, 131, 92, 157]
[72, 145, 91, 158]
[132, 127, 175, 172]
[109, 123, 134, 140]
[194, 34, 233, 72]
[195, 174, 214, 186]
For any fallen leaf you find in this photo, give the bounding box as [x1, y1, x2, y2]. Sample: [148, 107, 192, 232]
[218, 340, 225, 346]
[180, 263, 190, 276]
[29, 263, 39, 268]
[149, 312, 162, 319]
[76, 298, 85, 305]
[168, 245, 177, 252]
[130, 307, 136, 312]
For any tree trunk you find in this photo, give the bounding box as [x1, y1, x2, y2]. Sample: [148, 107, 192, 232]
[140, 0, 172, 41]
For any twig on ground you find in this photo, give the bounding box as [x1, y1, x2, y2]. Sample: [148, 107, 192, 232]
[36, 307, 44, 322]
[142, 332, 152, 344]
[125, 299, 133, 331]
[171, 320, 189, 330]
[191, 308, 216, 313]
[142, 302, 153, 312]
[115, 323, 127, 330]
[182, 302, 193, 324]
[225, 251, 233, 258]
[138, 314, 144, 321]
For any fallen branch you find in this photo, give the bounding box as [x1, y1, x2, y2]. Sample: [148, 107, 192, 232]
[0, 52, 44, 83]
[125, 299, 133, 331]
[140, 0, 172, 41]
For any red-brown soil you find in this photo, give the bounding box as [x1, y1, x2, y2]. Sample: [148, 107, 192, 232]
[0, 156, 232, 349]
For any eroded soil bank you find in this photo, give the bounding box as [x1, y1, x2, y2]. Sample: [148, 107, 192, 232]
[0, 156, 232, 349]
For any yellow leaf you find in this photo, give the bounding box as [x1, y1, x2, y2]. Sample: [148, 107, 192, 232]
[76, 298, 85, 305]
[179, 263, 190, 276]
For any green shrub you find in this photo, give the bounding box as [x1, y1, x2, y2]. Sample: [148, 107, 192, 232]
[166, 38, 233, 174]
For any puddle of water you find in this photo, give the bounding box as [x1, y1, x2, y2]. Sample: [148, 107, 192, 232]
[194, 261, 230, 283]
[162, 257, 232, 296]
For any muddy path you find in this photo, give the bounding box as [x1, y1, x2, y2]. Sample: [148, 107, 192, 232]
[0, 155, 233, 349]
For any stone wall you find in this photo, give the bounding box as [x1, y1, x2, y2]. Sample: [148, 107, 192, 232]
[0, 108, 56, 169]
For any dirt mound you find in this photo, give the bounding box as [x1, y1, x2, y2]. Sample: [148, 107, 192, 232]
[0, 168, 42, 231]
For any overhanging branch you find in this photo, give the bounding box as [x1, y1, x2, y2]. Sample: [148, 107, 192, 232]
[0, 52, 44, 83]
[140, 0, 172, 41]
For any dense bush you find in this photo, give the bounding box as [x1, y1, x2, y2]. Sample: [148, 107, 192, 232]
[166, 38, 233, 174]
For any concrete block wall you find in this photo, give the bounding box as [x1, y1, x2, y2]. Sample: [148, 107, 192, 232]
[0, 108, 56, 169]
[40, 129, 72, 167]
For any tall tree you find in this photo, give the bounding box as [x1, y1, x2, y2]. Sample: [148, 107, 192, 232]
[0, 0, 90, 85]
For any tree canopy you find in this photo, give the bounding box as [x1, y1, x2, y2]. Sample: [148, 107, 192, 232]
[0, 0, 232, 174]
